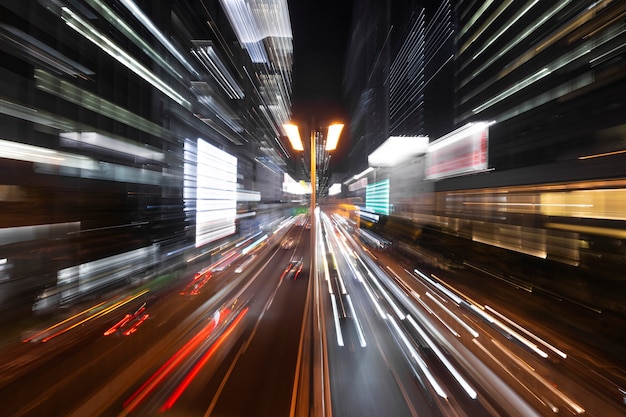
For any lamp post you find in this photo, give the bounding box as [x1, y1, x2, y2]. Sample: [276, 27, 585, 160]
[283, 122, 344, 282]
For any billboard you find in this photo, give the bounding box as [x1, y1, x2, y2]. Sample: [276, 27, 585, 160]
[425, 122, 493, 180]
[195, 139, 237, 247]
[366, 179, 390, 215]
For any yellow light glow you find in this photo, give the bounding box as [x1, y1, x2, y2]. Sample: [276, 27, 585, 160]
[326, 124, 344, 151]
[283, 123, 303, 151]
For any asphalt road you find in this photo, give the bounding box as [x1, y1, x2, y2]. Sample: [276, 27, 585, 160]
[2, 212, 625, 417]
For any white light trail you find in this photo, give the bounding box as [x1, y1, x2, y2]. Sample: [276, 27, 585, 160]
[346, 295, 366, 348]
[425, 292, 479, 338]
[470, 305, 548, 359]
[485, 305, 567, 359]
[362, 259, 405, 320]
[388, 314, 447, 399]
[413, 268, 463, 305]
[330, 295, 344, 347]
[407, 315, 477, 399]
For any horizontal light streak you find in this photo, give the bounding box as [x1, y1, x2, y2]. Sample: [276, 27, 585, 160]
[60, 131, 164, 161]
[579, 148, 626, 159]
[0, 138, 97, 170]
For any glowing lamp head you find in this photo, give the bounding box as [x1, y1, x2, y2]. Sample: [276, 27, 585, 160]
[283, 123, 303, 151]
[325, 124, 344, 151]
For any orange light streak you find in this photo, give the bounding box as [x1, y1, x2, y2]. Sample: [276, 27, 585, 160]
[23, 289, 149, 343]
[122, 310, 225, 413]
[160, 307, 248, 411]
[22, 300, 107, 343]
[40, 289, 149, 342]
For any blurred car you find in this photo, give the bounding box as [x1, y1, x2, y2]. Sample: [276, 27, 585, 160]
[284, 256, 303, 280]
[104, 302, 150, 336]
[281, 238, 295, 249]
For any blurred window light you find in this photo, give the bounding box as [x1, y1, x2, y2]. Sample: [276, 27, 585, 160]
[0, 98, 76, 131]
[368, 136, 428, 167]
[258, 73, 292, 126]
[355, 167, 374, 179]
[0, 138, 97, 170]
[470, 0, 540, 61]
[471, 24, 625, 114]
[462, 0, 571, 86]
[35, 69, 168, 139]
[84, 0, 184, 79]
[59, 132, 164, 161]
[190, 42, 244, 99]
[0, 222, 80, 246]
[0, 24, 94, 78]
[196, 96, 243, 132]
[458, 0, 494, 40]
[459, 1, 512, 55]
[237, 190, 261, 202]
[60, 7, 191, 109]
[218, 0, 293, 63]
[195, 116, 244, 145]
[119, 0, 198, 77]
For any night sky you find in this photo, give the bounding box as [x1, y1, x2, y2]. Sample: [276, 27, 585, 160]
[287, 0, 354, 167]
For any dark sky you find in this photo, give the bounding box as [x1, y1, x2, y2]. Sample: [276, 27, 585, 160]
[288, 1, 353, 122]
[287, 0, 354, 167]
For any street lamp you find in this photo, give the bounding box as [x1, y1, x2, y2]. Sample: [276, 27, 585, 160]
[283, 122, 344, 281]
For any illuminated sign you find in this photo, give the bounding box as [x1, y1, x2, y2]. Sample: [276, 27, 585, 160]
[426, 122, 493, 180]
[349, 177, 367, 191]
[368, 136, 428, 167]
[196, 139, 237, 247]
[366, 179, 390, 215]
